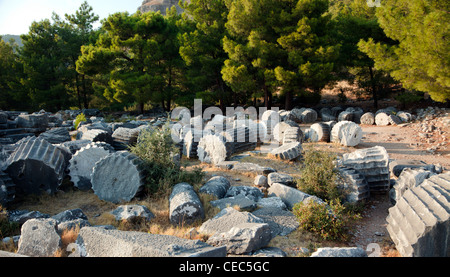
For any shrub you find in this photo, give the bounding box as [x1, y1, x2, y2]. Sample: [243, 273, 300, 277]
[296, 147, 343, 202]
[129, 124, 204, 196]
[292, 199, 358, 241]
[73, 113, 87, 129]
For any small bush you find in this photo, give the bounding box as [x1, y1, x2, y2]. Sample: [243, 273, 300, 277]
[296, 147, 343, 202]
[73, 113, 87, 130]
[292, 199, 358, 241]
[129, 124, 204, 196]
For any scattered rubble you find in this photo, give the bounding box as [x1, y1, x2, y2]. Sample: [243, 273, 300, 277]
[0, 105, 448, 257]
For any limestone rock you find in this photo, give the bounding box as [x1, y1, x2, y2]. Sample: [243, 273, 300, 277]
[75, 226, 226, 257]
[360, 112, 375, 125]
[254, 175, 268, 188]
[17, 218, 61, 257]
[308, 122, 331, 142]
[375, 112, 390, 126]
[199, 176, 231, 199]
[282, 126, 303, 144]
[225, 186, 264, 201]
[311, 247, 367, 257]
[3, 137, 66, 196]
[80, 129, 113, 145]
[267, 172, 294, 187]
[110, 205, 155, 222]
[38, 127, 71, 144]
[338, 167, 370, 203]
[206, 222, 272, 254]
[270, 142, 302, 160]
[169, 182, 204, 226]
[252, 206, 298, 237]
[210, 194, 257, 212]
[68, 142, 114, 191]
[386, 172, 450, 257]
[268, 183, 314, 210]
[389, 168, 435, 205]
[199, 207, 264, 236]
[197, 134, 233, 165]
[91, 151, 146, 203]
[330, 120, 362, 147]
[341, 146, 390, 193]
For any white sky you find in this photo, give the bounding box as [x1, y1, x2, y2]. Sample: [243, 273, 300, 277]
[0, 0, 143, 35]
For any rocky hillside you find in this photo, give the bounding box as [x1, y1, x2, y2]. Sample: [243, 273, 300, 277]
[138, 0, 185, 15]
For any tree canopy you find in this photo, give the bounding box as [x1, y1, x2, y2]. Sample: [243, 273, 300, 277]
[0, 0, 447, 113]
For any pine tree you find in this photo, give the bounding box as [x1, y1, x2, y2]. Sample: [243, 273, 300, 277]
[275, 0, 340, 109]
[76, 11, 171, 113]
[358, 0, 450, 103]
[178, 0, 231, 111]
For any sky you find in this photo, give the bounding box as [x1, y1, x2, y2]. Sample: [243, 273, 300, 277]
[0, 0, 143, 35]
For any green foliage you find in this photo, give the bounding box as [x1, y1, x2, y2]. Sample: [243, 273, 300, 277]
[395, 90, 424, 109]
[292, 199, 357, 241]
[129, 124, 204, 195]
[73, 113, 87, 129]
[358, 0, 450, 103]
[296, 147, 342, 202]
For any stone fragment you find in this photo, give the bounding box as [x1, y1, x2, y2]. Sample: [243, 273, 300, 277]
[375, 112, 390, 126]
[169, 182, 204, 226]
[270, 142, 302, 160]
[341, 146, 390, 193]
[91, 151, 146, 203]
[182, 128, 203, 159]
[110, 205, 155, 222]
[38, 127, 71, 144]
[252, 207, 299, 238]
[17, 218, 61, 257]
[256, 197, 287, 210]
[360, 112, 375, 125]
[68, 142, 114, 191]
[388, 114, 402, 125]
[267, 183, 313, 210]
[267, 172, 294, 187]
[75, 227, 226, 257]
[3, 137, 66, 196]
[7, 210, 50, 224]
[80, 129, 113, 145]
[111, 127, 141, 150]
[17, 114, 48, 129]
[198, 176, 231, 199]
[282, 126, 303, 144]
[308, 122, 331, 142]
[330, 121, 362, 147]
[311, 247, 367, 257]
[206, 222, 272, 254]
[199, 207, 264, 235]
[210, 194, 257, 212]
[338, 111, 354, 122]
[389, 159, 439, 177]
[337, 167, 370, 203]
[397, 111, 413, 123]
[225, 186, 264, 201]
[300, 108, 317, 123]
[254, 175, 268, 187]
[389, 168, 435, 205]
[197, 134, 233, 165]
[386, 172, 450, 257]
[230, 162, 277, 175]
